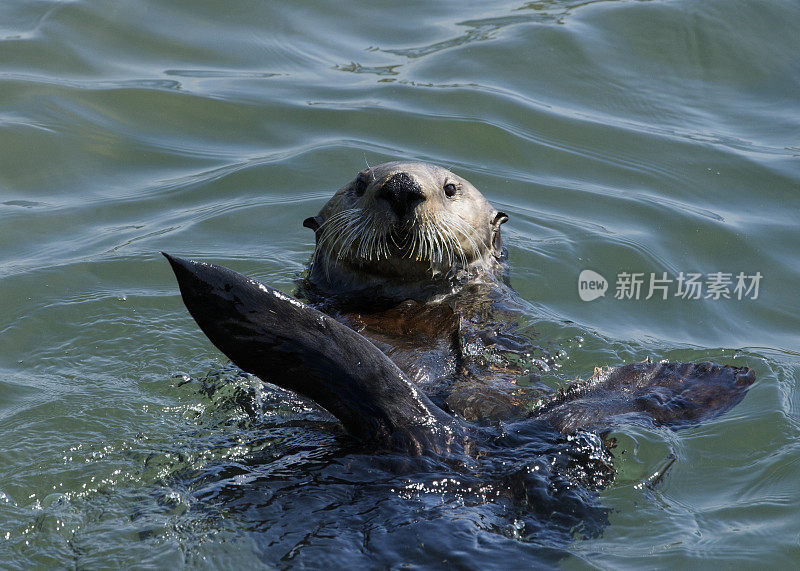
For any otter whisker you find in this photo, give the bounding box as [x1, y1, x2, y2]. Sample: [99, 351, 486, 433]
[354, 215, 374, 260]
[409, 222, 420, 261]
[350, 220, 374, 260]
[359, 223, 376, 261]
[436, 217, 455, 268]
[378, 226, 390, 260]
[448, 214, 483, 265]
[317, 209, 359, 248]
[362, 215, 384, 261]
[418, 218, 430, 264]
[416, 220, 426, 264]
[427, 217, 444, 267]
[438, 217, 465, 269]
[314, 208, 365, 278]
[335, 216, 369, 261]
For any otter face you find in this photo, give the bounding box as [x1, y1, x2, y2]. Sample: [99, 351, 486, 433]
[304, 162, 507, 291]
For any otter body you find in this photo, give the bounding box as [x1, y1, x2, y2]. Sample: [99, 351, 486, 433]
[165, 161, 754, 454]
[299, 162, 528, 421]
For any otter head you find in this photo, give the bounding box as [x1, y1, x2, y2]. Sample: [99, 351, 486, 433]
[303, 161, 508, 299]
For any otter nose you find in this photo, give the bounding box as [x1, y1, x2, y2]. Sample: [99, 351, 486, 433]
[376, 172, 426, 219]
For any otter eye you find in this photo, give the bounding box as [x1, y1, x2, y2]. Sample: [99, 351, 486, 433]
[443, 182, 457, 198]
[354, 172, 369, 196]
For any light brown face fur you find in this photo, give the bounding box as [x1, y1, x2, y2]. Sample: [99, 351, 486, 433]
[304, 161, 508, 298]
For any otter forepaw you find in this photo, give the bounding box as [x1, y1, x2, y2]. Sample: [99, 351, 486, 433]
[531, 361, 755, 433]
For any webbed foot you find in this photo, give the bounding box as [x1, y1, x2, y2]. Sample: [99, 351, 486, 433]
[532, 361, 755, 433]
[163, 253, 462, 454]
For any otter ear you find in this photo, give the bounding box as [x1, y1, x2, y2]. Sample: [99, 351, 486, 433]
[491, 211, 508, 255]
[303, 216, 321, 231]
[492, 211, 508, 229]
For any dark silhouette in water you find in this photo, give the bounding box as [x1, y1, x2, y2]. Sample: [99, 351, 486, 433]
[162, 162, 754, 560]
[164, 253, 753, 457]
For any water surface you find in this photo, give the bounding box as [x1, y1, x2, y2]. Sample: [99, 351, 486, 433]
[1, 0, 799, 568]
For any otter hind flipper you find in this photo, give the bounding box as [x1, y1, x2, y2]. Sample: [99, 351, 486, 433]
[532, 361, 755, 433]
[163, 253, 461, 454]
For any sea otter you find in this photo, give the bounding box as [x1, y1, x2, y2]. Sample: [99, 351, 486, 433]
[164, 161, 754, 455]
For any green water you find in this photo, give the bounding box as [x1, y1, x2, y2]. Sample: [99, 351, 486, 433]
[1, 0, 798, 567]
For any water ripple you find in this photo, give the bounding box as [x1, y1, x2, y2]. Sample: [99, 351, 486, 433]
[1, 0, 798, 567]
